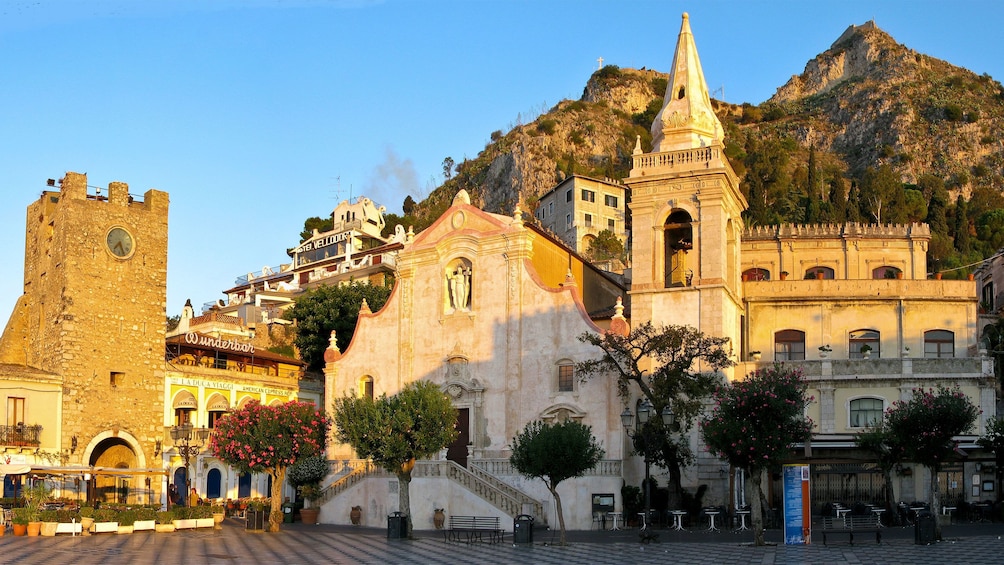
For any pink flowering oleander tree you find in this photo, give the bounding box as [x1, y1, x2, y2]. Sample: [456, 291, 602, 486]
[209, 400, 331, 532]
[885, 386, 979, 540]
[701, 364, 813, 546]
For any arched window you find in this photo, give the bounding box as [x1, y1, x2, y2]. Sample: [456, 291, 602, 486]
[804, 266, 834, 279]
[207, 468, 222, 500]
[924, 330, 954, 358]
[872, 266, 902, 279]
[664, 210, 693, 288]
[774, 330, 805, 361]
[850, 329, 880, 358]
[557, 362, 574, 392]
[849, 397, 884, 428]
[359, 376, 374, 400]
[742, 268, 770, 281]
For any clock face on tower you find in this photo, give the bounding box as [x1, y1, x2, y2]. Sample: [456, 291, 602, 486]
[106, 226, 135, 259]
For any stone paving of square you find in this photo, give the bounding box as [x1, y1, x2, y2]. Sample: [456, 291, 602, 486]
[1, 520, 1003, 564]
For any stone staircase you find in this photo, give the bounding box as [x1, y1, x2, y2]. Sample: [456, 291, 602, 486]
[317, 459, 544, 522]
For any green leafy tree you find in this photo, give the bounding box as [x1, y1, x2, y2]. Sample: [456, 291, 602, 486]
[885, 386, 979, 539]
[858, 165, 906, 224]
[509, 420, 604, 546]
[209, 400, 330, 532]
[332, 381, 458, 538]
[402, 195, 417, 216]
[976, 209, 1004, 255]
[585, 229, 625, 263]
[700, 364, 813, 546]
[285, 281, 392, 370]
[977, 417, 1004, 504]
[857, 422, 907, 525]
[300, 216, 334, 243]
[577, 323, 733, 504]
[903, 188, 928, 224]
[442, 157, 455, 181]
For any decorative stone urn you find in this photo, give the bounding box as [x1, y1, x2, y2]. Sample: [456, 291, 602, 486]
[350, 506, 362, 526]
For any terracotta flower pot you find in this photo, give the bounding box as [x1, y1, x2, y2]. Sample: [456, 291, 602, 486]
[300, 508, 319, 525]
[12, 524, 27, 536]
[27, 521, 42, 536]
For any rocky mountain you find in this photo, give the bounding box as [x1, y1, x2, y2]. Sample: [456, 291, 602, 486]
[766, 21, 1004, 190]
[408, 21, 1004, 242]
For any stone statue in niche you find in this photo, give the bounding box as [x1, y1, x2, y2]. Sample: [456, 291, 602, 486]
[447, 264, 472, 311]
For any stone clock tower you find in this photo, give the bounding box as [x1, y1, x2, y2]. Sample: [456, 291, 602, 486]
[6, 171, 169, 473]
[624, 13, 747, 368]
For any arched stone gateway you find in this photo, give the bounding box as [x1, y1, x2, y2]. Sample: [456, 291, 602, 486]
[88, 437, 139, 504]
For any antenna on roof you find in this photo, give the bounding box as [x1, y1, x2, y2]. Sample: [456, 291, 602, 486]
[330, 176, 344, 203]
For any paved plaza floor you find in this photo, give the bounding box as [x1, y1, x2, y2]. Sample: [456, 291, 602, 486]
[1, 519, 1003, 564]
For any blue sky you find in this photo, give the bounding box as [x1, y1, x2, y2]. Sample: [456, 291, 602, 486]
[1, 0, 1002, 325]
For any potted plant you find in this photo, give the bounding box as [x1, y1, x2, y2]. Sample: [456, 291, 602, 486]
[860, 343, 873, 359]
[133, 507, 157, 531]
[211, 503, 226, 529]
[78, 506, 94, 535]
[39, 509, 59, 536]
[298, 484, 322, 525]
[78, 506, 95, 535]
[818, 345, 831, 359]
[288, 456, 328, 525]
[194, 504, 215, 528]
[11, 507, 30, 536]
[116, 508, 137, 534]
[23, 481, 50, 536]
[172, 505, 198, 530]
[155, 510, 176, 533]
[246, 499, 268, 531]
[749, 350, 762, 361]
[91, 507, 119, 534]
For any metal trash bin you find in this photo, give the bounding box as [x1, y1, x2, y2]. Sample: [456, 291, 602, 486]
[387, 511, 407, 539]
[282, 501, 294, 523]
[914, 511, 935, 545]
[513, 514, 534, 544]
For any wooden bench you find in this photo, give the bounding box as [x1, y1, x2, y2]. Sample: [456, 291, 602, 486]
[444, 515, 504, 544]
[820, 515, 881, 545]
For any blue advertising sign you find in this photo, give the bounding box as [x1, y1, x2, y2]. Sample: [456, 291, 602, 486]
[782, 464, 810, 545]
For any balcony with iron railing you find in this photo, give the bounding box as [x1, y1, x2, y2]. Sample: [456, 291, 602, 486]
[0, 424, 43, 447]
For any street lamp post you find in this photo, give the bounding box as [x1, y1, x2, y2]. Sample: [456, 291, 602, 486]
[621, 399, 674, 530]
[170, 422, 211, 507]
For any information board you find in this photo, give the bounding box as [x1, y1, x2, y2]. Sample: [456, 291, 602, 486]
[782, 464, 811, 545]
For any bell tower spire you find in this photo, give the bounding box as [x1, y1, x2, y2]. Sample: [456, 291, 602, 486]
[650, 12, 723, 153]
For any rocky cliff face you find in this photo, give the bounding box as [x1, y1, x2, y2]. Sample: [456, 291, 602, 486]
[767, 21, 1003, 189]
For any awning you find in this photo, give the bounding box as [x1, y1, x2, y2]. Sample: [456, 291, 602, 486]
[0, 463, 31, 476]
[206, 393, 230, 412]
[172, 390, 197, 409]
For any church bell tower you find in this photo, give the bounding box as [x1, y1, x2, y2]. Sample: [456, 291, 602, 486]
[624, 13, 747, 362]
